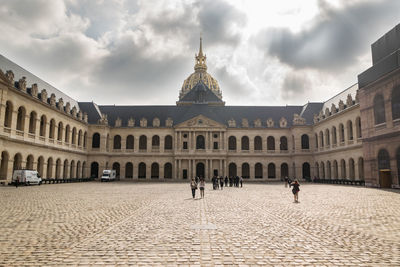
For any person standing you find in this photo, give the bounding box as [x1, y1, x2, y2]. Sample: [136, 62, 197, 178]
[240, 176, 243, 187]
[291, 180, 300, 203]
[284, 176, 288, 188]
[219, 176, 224, 190]
[224, 176, 228, 187]
[190, 178, 197, 199]
[199, 177, 205, 198]
[15, 176, 20, 188]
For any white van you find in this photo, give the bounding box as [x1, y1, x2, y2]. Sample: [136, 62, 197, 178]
[101, 170, 116, 182]
[12, 170, 42, 185]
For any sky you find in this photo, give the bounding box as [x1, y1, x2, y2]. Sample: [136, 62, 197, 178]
[0, 0, 399, 106]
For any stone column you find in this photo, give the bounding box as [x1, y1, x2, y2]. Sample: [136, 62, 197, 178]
[250, 163, 255, 179]
[263, 163, 268, 179]
[188, 159, 191, 180]
[134, 162, 139, 179]
[276, 165, 281, 180]
[0, 102, 6, 129]
[120, 163, 126, 179]
[250, 137, 254, 152]
[6, 159, 14, 182]
[160, 136, 164, 153]
[134, 136, 139, 153]
[174, 132, 178, 151]
[121, 138, 126, 152]
[10, 110, 18, 132]
[34, 118, 41, 137]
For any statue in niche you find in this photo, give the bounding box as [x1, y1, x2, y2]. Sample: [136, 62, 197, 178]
[266, 118, 274, 127]
[99, 114, 108, 125]
[165, 117, 173, 127]
[153, 117, 160, 127]
[65, 102, 71, 114]
[241, 118, 249, 128]
[50, 94, 56, 107]
[18, 77, 27, 92]
[83, 113, 88, 123]
[140, 118, 147, 127]
[58, 98, 64, 111]
[338, 100, 345, 111]
[5, 70, 14, 84]
[331, 103, 337, 114]
[228, 119, 236, 127]
[346, 94, 353, 107]
[128, 117, 135, 127]
[293, 114, 306, 125]
[254, 118, 262, 127]
[31, 83, 38, 97]
[71, 106, 77, 117]
[279, 117, 287, 128]
[115, 117, 122, 127]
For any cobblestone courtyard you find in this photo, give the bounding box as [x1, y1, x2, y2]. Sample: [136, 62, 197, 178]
[0, 182, 399, 266]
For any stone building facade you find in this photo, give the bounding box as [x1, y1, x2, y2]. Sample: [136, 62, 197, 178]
[1, 26, 400, 188]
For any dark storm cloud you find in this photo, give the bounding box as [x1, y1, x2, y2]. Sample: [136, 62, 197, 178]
[281, 71, 310, 100]
[257, 0, 400, 71]
[148, 0, 247, 48]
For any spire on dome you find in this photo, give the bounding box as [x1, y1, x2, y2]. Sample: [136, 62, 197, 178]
[195, 35, 207, 72]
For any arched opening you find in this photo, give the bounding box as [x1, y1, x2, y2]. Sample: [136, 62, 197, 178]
[255, 163, 263, 178]
[347, 120, 354, 141]
[28, 111, 37, 134]
[83, 132, 87, 148]
[349, 158, 355, 180]
[82, 162, 87, 178]
[315, 162, 319, 178]
[126, 135, 134, 149]
[4, 101, 13, 128]
[374, 93, 386, 124]
[92, 133, 100, 148]
[39, 115, 46, 137]
[76, 161, 81, 178]
[358, 157, 364, 180]
[228, 163, 237, 177]
[228, 136, 236, 150]
[242, 163, 250, 178]
[267, 136, 275, 150]
[139, 135, 147, 150]
[196, 135, 205, 149]
[320, 161, 325, 178]
[47, 158, 53, 178]
[355, 117, 362, 139]
[327, 161, 331, 179]
[0, 151, 9, 180]
[138, 162, 146, 178]
[90, 162, 99, 178]
[340, 159, 346, 179]
[106, 134, 110, 151]
[70, 160, 75, 178]
[55, 159, 62, 179]
[13, 153, 22, 171]
[325, 129, 330, 146]
[16, 106, 26, 131]
[151, 163, 159, 178]
[63, 160, 69, 179]
[392, 85, 400, 120]
[196, 162, 205, 178]
[333, 160, 338, 179]
[71, 127, 77, 144]
[65, 125, 70, 143]
[57, 122, 63, 141]
[332, 126, 337, 145]
[339, 123, 345, 143]
[78, 130, 82, 146]
[113, 135, 121, 149]
[319, 131, 324, 147]
[301, 134, 309, 149]
[268, 163, 276, 178]
[112, 162, 120, 178]
[280, 136, 288, 150]
[164, 135, 173, 150]
[241, 136, 249, 150]
[152, 135, 160, 149]
[281, 163, 289, 178]
[315, 133, 318, 148]
[302, 162, 310, 179]
[26, 155, 34, 170]
[49, 119, 56, 139]
[164, 163, 172, 178]
[125, 162, 133, 178]
[254, 136, 262, 150]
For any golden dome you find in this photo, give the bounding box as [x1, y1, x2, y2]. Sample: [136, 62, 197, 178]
[179, 37, 222, 100]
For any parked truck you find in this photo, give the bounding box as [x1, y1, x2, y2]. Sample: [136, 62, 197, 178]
[101, 170, 116, 182]
[12, 170, 42, 185]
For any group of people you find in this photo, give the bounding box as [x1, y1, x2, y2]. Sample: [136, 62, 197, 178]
[284, 177, 300, 203]
[190, 175, 244, 199]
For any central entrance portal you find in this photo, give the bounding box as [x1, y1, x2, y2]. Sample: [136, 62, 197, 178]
[196, 162, 205, 178]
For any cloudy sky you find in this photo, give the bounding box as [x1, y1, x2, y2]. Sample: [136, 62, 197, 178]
[0, 0, 399, 106]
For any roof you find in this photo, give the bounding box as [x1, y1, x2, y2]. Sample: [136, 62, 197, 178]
[178, 80, 223, 105]
[0, 54, 80, 111]
[78, 102, 323, 128]
[321, 83, 358, 111]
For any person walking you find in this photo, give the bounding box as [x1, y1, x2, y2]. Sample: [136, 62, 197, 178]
[224, 176, 228, 187]
[199, 177, 205, 198]
[284, 176, 288, 188]
[219, 176, 224, 190]
[240, 176, 243, 187]
[15, 176, 20, 188]
[291, 180, 300, 203]
[190, 178, 197, 199]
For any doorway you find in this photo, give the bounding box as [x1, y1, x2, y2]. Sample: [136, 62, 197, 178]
[196, 162, 205, 178]
[379, 170, 392, 188]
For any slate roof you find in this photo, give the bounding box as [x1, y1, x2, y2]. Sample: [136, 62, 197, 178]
[0, 54, 80, 111]
[78, 102, 324, 128]
[179, 80, 223, 104]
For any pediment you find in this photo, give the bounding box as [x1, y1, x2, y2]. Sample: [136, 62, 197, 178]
[176, 115, 225, 128]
